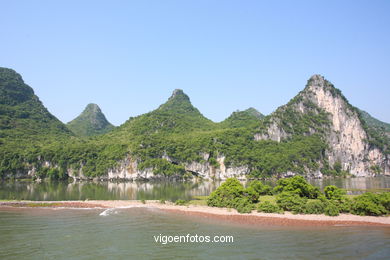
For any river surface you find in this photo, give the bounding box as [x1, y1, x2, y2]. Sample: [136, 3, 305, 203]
[0, 207, 389, 259]
[1, 176, 389, 259]
[0, 176, 389, 201]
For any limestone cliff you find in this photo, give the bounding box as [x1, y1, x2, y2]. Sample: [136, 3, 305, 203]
[2, 67, 389, 180]
[255, 75, 389, 176]
[100, 154, 249, 181]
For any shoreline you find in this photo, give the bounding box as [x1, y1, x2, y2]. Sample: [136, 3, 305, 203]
[1, 200, 390, 226]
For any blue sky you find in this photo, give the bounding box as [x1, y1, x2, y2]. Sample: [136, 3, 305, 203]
[1, 0, 389, 125]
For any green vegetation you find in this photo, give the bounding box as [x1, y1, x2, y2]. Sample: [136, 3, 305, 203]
[219, 108, 264, 129]
[66, 103, 115, 137]
[259, 93, 332, 137]
[324, 203, 340, 216]
[175, 199, 188, 206]
[245, 180, 272, 202]
[358, 109, 390, 154]
[0, 68, 71, 141]
[276, 192, 308, 213]
[303, 200, 325, 214]
[324, 185, 346, 200]
[359, 109, 390, 133]
[1, 68, 389, 180]
[273, 175, 320, 199]
[233, 197, 255, 213]
[320, 161, 349, 177]
[350, 192, 389, 216]
[207, 177, 390, 216]
[207, 178, 247, 208]
[257, 201, 283, 213]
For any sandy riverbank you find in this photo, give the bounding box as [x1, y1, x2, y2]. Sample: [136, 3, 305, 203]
[1, 200, 389, 226]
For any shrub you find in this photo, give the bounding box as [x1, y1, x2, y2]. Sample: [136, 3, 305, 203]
[304, 200, 326, 214]
[233, 197, 254, 213]
[207, 178, 245, 208]
[330, 197, 351, 213]
[159, 199, 166, 204]
[141, 199, 146, 204]
[273, 175, 320, 199]
[257, 201, 283, 213]
[350, 193, 387, 216]
[234, 197, 254, 213]
[245, 186, 260, 203]
[247, 180, 272, 195]
[276, 191, 307, 213]
[175, 199, 187, 206]
[324, 185, 346, 200]
[324, 202, 340, 216]
[206, 178, 257, 213]
[378, 192, 390, 212]
[307, 185, 321, 199]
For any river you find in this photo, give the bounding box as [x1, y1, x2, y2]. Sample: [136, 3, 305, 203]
[0, 176, 389, 201]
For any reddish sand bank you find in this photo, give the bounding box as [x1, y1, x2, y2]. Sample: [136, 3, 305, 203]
[0, 201, 107, 209]
[1, 200, 389, 226]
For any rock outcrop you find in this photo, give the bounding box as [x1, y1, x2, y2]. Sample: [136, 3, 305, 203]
[255, 75, 389, 176]
[2, 67, 389, 181]
[103, 154, 249, 181]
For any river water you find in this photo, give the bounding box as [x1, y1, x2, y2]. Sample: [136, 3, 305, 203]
[0, 207, 389, 259]
[0, 176, 389, 201]
[0, 176, 389, 259]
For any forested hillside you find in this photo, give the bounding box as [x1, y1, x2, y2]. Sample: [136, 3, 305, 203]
[0, 68, 389, 180]
[67, 103, 114, 137]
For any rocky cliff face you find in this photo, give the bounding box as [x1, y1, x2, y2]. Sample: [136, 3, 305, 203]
[100, 154, 249, 181]
[3, 67, 389, 180]
[29, 75, 389, 180]
[255, 75, 389, 176]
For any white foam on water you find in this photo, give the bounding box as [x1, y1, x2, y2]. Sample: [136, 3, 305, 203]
[99, 208, 117, 216]
[99, 205, 156, 216]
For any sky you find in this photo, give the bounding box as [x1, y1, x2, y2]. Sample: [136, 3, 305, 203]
[1, 0, 389, 125]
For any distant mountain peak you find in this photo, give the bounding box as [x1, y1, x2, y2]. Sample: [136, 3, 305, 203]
[84, 103, 102, 113]
[0, 67, 35, 105]
[158, 89, 196, 113]
[220, 107, 264, 128]
[167, 89, 190, 103]
[244, 107, 265, 119]
[307, 74, 326, 85]
[67, 103, 114, 137]
[171, 89, 185, 97]
[305, 74, 339, 93]
[0, 67, 71, 139]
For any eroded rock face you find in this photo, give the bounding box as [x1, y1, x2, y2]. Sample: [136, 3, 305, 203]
[12, 75, 389, 180]
[254, 122, 288, 142]
[106, 157, 154, 180]
[103, 154, 250, 181]
[305, 75, 388, 176]
[183, 155, 249, 180]
[255, 74, 389, 177]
